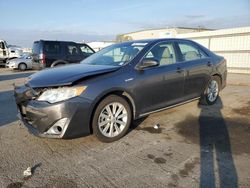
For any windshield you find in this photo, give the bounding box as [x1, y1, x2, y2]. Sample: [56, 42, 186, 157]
[81, 42, 147, 66]
[20, 53, 31, 59]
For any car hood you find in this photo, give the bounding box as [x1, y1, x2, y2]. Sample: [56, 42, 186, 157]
[28, 64, 120, 88]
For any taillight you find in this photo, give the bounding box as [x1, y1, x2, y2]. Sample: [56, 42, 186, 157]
[39, 54, 46, 64]
[42, 54, 46, 64]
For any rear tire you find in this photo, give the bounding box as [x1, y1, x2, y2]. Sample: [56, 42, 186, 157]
[200, 76, 220, 105]
[92, 95, 132, 142]
[18, 63, 27, 71]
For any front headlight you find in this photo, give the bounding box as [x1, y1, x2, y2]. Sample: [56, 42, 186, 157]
[37, 86, 87, 103]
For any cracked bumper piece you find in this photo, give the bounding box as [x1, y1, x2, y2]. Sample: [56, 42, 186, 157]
[17, 97, 93, 139]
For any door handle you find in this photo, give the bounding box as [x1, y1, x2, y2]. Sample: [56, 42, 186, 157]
[176, 67, 184, 73]
[207, 61, 212, 67]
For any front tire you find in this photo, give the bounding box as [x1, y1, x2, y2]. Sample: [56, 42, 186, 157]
[200, 76, 220, 105]
[18, 63, 27, 71]
[92, 95, 132, 142]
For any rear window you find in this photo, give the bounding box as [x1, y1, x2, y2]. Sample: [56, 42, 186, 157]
[44, 42, 61, 54]
[32, 41, 41, 54]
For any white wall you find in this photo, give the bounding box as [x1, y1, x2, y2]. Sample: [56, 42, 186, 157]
[177, 27, 250, 73]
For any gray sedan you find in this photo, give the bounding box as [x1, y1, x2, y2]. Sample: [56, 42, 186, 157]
[6, 53, 32, 71]
[14, 39, 227, 142]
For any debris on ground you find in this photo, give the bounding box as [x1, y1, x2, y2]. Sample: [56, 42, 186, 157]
[154, 124, 160, 129]
[23, 167, 32, 178]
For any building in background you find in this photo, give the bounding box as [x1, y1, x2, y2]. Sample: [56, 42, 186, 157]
[117, 26, 250, 73]
[117, 27, 211, 41]
[22, 48, 32, 53]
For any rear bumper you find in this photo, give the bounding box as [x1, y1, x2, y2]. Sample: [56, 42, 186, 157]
[32, 61, 45, 70]
[15, 86, 93, 138]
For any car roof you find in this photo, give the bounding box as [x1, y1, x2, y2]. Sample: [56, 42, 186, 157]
[122, 38, 195, 44]
[34, 40, 87, 44]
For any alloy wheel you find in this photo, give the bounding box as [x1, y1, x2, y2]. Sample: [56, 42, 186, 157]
[207, 80, 219, 102]
[98, 102, 128, 138]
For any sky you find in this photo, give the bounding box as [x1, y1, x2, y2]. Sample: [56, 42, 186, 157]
[1, 0, 250, 47]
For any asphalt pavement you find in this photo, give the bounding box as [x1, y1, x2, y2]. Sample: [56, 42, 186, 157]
[0, 68, 250, 188]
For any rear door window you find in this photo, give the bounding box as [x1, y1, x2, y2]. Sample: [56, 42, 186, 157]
[178, 42, 207, 61]
[44, 42, 61, 54]
[66, 44, 80, 56]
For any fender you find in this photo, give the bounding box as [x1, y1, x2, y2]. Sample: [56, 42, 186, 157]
[90, 87, 137, 120]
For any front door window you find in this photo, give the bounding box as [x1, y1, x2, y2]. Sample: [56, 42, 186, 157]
[144, 42, 176, 66]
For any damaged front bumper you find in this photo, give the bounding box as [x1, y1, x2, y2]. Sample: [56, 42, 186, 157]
[14, 85, 92, 139]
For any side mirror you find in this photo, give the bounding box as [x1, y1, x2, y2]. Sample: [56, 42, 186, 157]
[26, 56, 31, 59]
[137, 58, 159, 70]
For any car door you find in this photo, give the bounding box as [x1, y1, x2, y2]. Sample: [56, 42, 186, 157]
[176, 41, 212, 100]
[65, 43, 83, 64]
[134, 42, 185, 115]
[43, 41, 62, 67]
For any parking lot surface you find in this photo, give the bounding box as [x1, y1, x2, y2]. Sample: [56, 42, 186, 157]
[0, 68, 250, 188]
